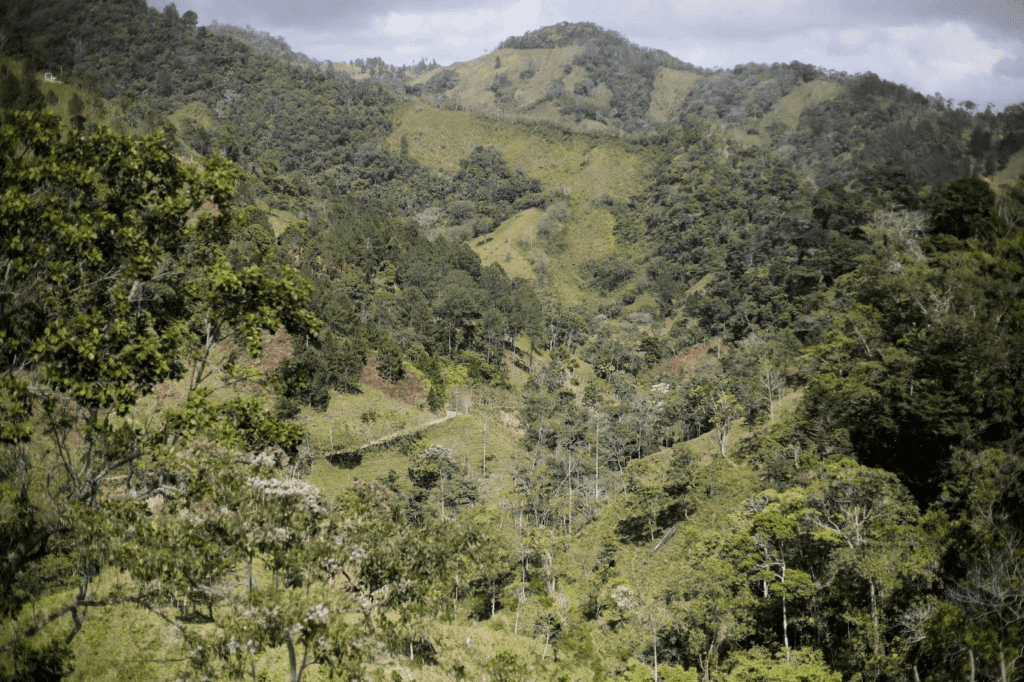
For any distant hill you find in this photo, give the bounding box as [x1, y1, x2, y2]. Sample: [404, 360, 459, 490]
[401, 22, 1019, 189]
[205, 21, 322, 68]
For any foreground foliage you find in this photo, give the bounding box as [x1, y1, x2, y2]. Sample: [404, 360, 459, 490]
[0, 112, 480, 681]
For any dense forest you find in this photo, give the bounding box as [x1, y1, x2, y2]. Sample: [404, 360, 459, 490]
[2, 2, 1024, 682]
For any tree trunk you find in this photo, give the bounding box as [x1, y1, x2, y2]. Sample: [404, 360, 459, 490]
[869, 579, 881, 656]
[782, 594, 790, 660]
[567, 447, 572, 535]
[653, 635, 659, 682]
[286, 635, 298, 682]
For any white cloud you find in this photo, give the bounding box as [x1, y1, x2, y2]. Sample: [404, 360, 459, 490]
[367, 0, 540, 59]
[668, 0, 804, 21]
[864, 22, 1006, 98]
[378, 12, 423, 37]
[838, 29, 865, 45]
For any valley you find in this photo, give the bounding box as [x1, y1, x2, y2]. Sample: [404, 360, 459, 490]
[2, 4, 1024, 681]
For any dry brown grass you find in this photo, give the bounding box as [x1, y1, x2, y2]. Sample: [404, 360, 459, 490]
[360, 355, 427, 406]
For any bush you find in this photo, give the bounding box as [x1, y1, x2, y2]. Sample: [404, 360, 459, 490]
[487, 650, 527, 682]
[490, 73, 513, 92]
[583, 253, 635, 292]
[423, 69, 458, 93]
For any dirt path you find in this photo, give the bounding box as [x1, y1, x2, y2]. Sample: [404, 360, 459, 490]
[321, 410, 459, 458]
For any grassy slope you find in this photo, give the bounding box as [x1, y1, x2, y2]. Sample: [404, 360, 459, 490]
[407, 45, 624, 135]
[647, 67, 704, 124]
[390, 102, 646, 307]
[304, 388, 803, 681]
[728, 79, 845, 148]
[2, 58, 113, 129]
[472, 207, 543, 278]
[768, 79, 845, 131]
[994, 147, 1024, 188]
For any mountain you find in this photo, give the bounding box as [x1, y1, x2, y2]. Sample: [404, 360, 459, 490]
[2, 4, 1024, 682]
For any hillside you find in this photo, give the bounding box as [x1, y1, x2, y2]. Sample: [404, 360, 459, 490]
[2, 5, 1024, 682]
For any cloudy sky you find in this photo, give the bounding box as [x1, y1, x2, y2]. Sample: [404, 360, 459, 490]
[161, 0, 1023, 109]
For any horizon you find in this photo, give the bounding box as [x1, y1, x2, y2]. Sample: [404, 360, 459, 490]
[156, 0, 1024, 111]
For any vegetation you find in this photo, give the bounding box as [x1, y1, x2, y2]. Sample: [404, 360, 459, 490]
[2, 5, 1024, 682]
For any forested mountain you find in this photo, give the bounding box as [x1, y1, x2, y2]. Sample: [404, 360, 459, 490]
[2, 3, 1024, 681]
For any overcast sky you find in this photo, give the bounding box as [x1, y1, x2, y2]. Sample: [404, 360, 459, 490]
[159, 0, 1023, 109]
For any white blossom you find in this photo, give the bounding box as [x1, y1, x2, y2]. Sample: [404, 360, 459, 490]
[247, 476, 324, 513]
[305, 603, 329, 625]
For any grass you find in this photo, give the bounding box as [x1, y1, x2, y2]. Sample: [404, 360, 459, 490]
[390, 101, 629, 188]
[168, 100, 215, 129]
[994, 147, 1024, 188]
[768, 80, 844, 130]
[725, 79, 846, 149]
[405, 45, 607, 128]
[301, 382, 430, 455]
[647, 67, 704, 124]
[392, 102, 646, 309]
[267, 208, 299, 236]
[308, 397, 526, 502]
[472, 207, 543, 279]
[1, 58, 116, 130]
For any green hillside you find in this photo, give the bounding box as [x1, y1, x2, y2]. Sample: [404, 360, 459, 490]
[2, 5, 1024, 682]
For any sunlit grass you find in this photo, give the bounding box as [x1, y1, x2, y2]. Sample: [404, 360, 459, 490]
[994, 147, 1024, 189]
[647, 67, 704, 124]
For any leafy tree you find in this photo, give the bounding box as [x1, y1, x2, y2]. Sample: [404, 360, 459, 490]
[669, 548, 755, 680]
[686, 373, 744, 461]
[929, 177, 1000, 241]
[923, 447, 1024, 682]
[738, 490, 817, 658]
[0, 63, 44, 112]
[620, 463, 671, 543]
[803, 460, 930, 678]
[488, 649, 528, 682]
[0, 112, 319, 675]
[408, 445, 477, 520]
[797, 210, 1024, 503]
[278, 332, 364, 409]
[724, 647, 840, 682]
[67, 92, 85, 129]
[376, 334, 405, 383]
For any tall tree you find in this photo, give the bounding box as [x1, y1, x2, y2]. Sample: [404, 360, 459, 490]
[0, 112, 318, 675]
